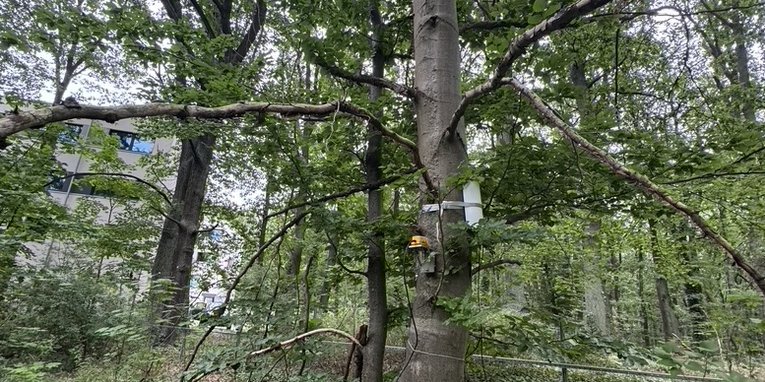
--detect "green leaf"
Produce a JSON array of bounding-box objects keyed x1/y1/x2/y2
[
  {"x1": 532, "y1": 0, "x2": 548, "y2": 13},
  {"x1": 685, "y1": 360, "x2": 704, "y2": 372},
  {"x1": 527, "y1": 13, "x2": 543, "y2": 25}
]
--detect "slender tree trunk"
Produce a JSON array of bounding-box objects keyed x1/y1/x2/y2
[
  {"x1": 400, "y1": 1, "x2": 470, "y2": 381},
  {"x1": 569, "y1": 64, "x2": 610, "y2": 337},
  {"x1": 638, "y1": 249, "x2": 650, "y2": 346},
  {"x1": 362, "y1": 4, "x2": 387, "y2": 380},
  {"x1": 582, "y1": 221, "x2": 610, "y2": 337},
  {"x1": 287, "y1": 69, "x2": 311, "y2": 276},
  {"x1": 257, "y1": 178, "x2": 271, "y2": 264},
  {"x1": 287, "y1": 207, "x2": 306, "y2": 276},
  {"x1": 317, "y1": 239, "x2": 337, "y2": 313},
  {"x1": 649, "y1": 221, "x2": 680, "y2": 341}
]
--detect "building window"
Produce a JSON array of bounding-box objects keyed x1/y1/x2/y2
[
  {"x1": 58, "y1": 123, "x2": 83, "y2": 144},
  {"x1": 69, "y1": 175, "x2": 114, "y2": 197},
  {"x1": 48, "y1": 172, "x2": 73, "y2": 192},
  {"x1": 109, "y1": 130, "x2": 154, "y2": 153},
  {"x1": 69, "y1": 174, "x2": 96, "y2": 195}
]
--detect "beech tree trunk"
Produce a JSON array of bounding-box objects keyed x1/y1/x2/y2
[
  {"x1": 400, "y1": 1, "x2": 470, "y2": 381},
  {"x1": 361, "y1": 3, "x2": 387, "y2": 380},
  {"x1": 152, "y1": 135, "x2": 215, "y2": 344}
]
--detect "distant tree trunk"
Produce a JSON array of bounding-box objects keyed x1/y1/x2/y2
[
  {"x1": 362, "y1": 3, "x2": 387, "y2": 381},
  {"x1": 399, "y1": 1, "x2": 470, "y2": 381},
  {"x1": 583, "y1": 221, "x2": 610, "y2": 337},
  {"x1": 569, "y1": 64, "x2": 610, "y2": 338},
  {"x1": 683, "y1": 262, "x2": 705, "y2": 341},
  {"x1": 317, "y1": 238, "x2": 337, "y2": 313},
  {"x1": 732, "y1": 22, "x2": 755, "y2": 122},
  {"x1": 649, "y1": 221, "x2": 680, "y2": 341},
  {"x1": 287, "y1": 206, "x2": 307, "y2": 276},
  {"x1": 257, "y1": 178, "x2": 271, "y2": 264},
  {"x1": 287, "y1": 67, "x2": 312, "y2": 276},
  {"x1": 637, "y1": 249, "x2": 650, "y2": 346}
]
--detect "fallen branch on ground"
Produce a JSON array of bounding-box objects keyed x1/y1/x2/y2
[{"x1": 249, "y1": 328, "x2": 362, "y2": 357}]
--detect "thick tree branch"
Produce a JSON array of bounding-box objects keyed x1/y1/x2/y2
[
  {"x1": 188, "y1": 0, "x2": 217, "y2": 38},
  {"x1": 0, "y1": 101, "x2": 416, "y2": 151},
  {"x1": 314, "y1": 58, "x2": 415, "y2": 98},
  {"x1": 507, "y1": 77, "x2": 765, "y2": 297},
  {"x1": 0, "y1": 99, "x2": 436, "y2": 195},
  {"x1": 447, "y1": 0, "x2": 613, "y2": 138},
  {"x1": 471, "y1": 259, "x2": 522, "y2": 276},
  {"x1": 229, "y1": 0, "x2": 266, "y2": 64}
]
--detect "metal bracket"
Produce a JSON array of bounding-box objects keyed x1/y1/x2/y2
[{"x1": 421, "y1": 201, "x2": 481, "y2": 213}]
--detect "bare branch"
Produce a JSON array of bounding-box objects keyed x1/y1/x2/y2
[
  {"x1": 471, "y1": 259, "x2": 522, "y2": 276},
  {"x1": 447, "y1": 0, "x2": 613, "y2": 138},
  {"x1": 507, "y1": 77, "x2": 765, "y2": 297},
  {"x1": 249, "y1": 328, "x2": 362, "y2": 357},
  {"x1": 194, "y1": 223, "x2": 219, "y2": 234},
  {"x1": 314, "y1": 58, "x2": 415, "y2": 98},
  {"x1": 229, "y1": 0, "x2": 266, "y2": 64},
  {"x1": 183, "y1": 210, "x2": 310, "y2": 374},
  {"x1": 42, "y1": 171, "x2": 173, "y2": 205},
  {"x1": 661, "y1": 172, "x2": 765, "y2": 185},
  {"x1": 265, "y1": 167, "x2": 418, "y2": 220},
  {"x1": 0, "y1": 101, "x2": 416, "y2": 152},
  {"x1": 185, "y1": 328, "x2": 361, "y2": 381}
]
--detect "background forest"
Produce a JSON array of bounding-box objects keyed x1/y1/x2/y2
[{"x1": 1, "y1": 0, "x2": 765, "y2": 381}]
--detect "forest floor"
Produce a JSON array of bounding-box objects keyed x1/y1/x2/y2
[{"x1": 57, "y1": 341, "x2": 750, "y2": 382}]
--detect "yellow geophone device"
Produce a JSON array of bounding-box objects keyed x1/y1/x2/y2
[
  {"x1": 407, "y1": 234, "x2": 435, "y2": 274},
  {"x1": 406, "y1": 180, "x2": 484, "y2": 276}
]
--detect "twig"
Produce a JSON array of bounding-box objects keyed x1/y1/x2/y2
[
  {"x1": 42, "y1": 171, "x2": 173, "y2": 205},
  {"x1": 265, "y1": 167, "x2": 418, "y2": 220},
  {"x1": 182, "y1": 211, "x2": 311, "y2": 376},
  {"x1": 471, "y1": 259, "x2": 522, "y2": 276}
]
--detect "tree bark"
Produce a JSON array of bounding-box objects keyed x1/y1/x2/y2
[
  {"x1": 637, "y1": 249, "x2": 651, "y2": 346},
  {"x1": 650, "y1": 221, "x2": 680, "y2": 341},
  {"x1": 317, "y1": 238, "x2": 337, "y2": 313},
  {"x1": 151, "y1": 135, "x2": 215, "y2": 345},
  {"x1": 150, "y1": 0, "x2": 266, "y2": 345},
  {"x1": 400, "y1": 1, "x2": 470, "y2": 381},
  {"x1": 362, "y1": 3, "x2": 387, "y2": 381},
  {"x1": 583, "y1": 221, "x2": 610, "y2": 337}
]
